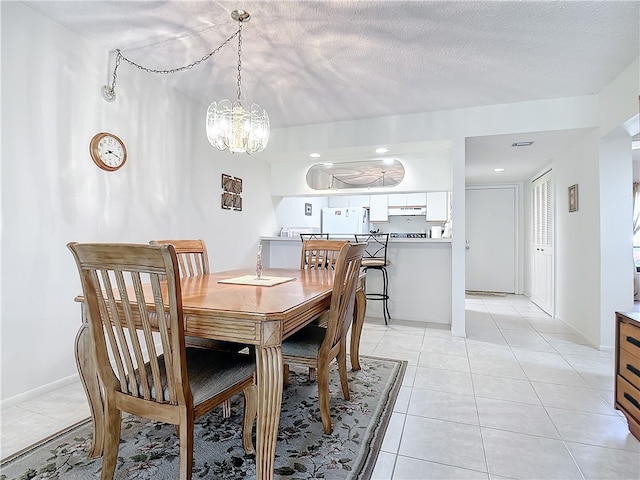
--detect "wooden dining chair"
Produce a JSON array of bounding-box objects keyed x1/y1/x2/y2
[
  {"x1": 149, "y1": 238, "x2": 210, "y2": 277},
  {"x1": 299, "y1": 239, "x2": 351, "y2": 380},
  {"x1": 300, "y1": 238, "x2": 349, "y2": 270},
  {"x1": 68, "y1": 242, "x2": 257, "y2": 480},
  {"x1": 150, "y1": 239, "x2": 250, "y2": 418},
  {"x1": 283, "y1": 242, "x2": 366, "y2": 434}
]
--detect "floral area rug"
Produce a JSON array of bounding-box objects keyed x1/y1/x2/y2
[{"x1": 0, "y1": 356, "x2": 405, "y2": 480}]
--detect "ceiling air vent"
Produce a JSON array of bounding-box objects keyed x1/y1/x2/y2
[{"x1": 511, "y1": 141, "x2": 534, "y2": 147}]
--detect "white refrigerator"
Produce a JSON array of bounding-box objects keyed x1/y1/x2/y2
[{"x1": 321, "y1": 207, "x2": 370, "y2": 234}]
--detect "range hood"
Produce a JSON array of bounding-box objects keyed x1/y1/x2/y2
[{"x1": 387, "y1": 206, "x2": 427, "y2": 216}]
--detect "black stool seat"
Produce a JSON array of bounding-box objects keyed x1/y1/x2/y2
[{"x1": 354, "y1": 233, "x2": 391, "y2": 324}]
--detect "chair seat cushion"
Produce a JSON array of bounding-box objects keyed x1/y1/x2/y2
[
  {"x1": 362, "y1": 258, "x2": 389, "y2": 267},
  {"x1": 136, "y1": 348, "x2": 255, "y2": 405},
  {"x1": 281, "y1": 325, "x2": 327, "y2": 358}
]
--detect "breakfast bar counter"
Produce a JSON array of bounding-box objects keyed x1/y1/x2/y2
[{"x1": 260, "y1": 236, "x2": 452, "y2": 325}]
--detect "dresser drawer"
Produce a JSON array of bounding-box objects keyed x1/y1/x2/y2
[
  {"x1": 619, "y1": 348, "x2": 640, "y2": 389},
  {"x1": 617, "y1": 375, "x2": 640, "y2": 425},
  {"x1": 619, "y1": 321, "x2": 640, "y2": 358}
]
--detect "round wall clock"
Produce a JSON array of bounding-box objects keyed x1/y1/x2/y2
[{"x1": 89, "y1": 132, "x2": 127, "y2": 171}]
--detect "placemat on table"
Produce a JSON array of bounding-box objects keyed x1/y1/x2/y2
[{"x1": 217, "y1": 275, "x2": 296, "y2": 287}]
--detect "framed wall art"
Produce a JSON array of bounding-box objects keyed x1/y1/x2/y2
[{"x1": 221, "y1": 174, "x2": 242, "y2": 211}]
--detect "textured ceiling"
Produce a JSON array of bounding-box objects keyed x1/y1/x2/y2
[{"x1": 23, "y1": 0, "x2": 640, "y2": 182}]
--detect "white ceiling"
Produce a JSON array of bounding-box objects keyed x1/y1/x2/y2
[{"x1": 23, "y1": 0, "x2": 640, "y2": 183}]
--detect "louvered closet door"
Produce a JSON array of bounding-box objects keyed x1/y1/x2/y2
[{"x1": 531, "y1": 170, "x2": 554, "y2": 315}]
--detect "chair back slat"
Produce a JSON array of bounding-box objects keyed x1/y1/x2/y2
[
  {"x1": 92, "y1": 269, "x2": 133, "y2": 395},
  {"x1": 300, "y1": 239, "x2": 349, "y2": 270},
  {"x1": 149, "y1": 239, "x2": 209, "y2": 278},
  {"x1": 321, "y1": 243, "x2": 366, "y2": 352},
  {"x1": 107, "y1": 270, "x2": 142, "y2": 397},
  {"x1": 68, "y1": 242, "x2": 188, "y2": 407},
  {"x1": 133, "y1": 271, "x2": 165, "y2": 401}
]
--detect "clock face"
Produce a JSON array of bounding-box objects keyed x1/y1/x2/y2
[{"x1": 90, "y1": 132, "x2": 127, "y2": 171}]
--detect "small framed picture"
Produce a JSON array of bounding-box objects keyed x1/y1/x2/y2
[
  {"x1": 568, "y1": 184, "x2": 578, "y2": 212},
  {"x1": 305, "y1": 203, "x2": 312, "y2": 216}
]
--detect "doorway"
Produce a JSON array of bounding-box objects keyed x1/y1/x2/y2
[{"x1": 465, "y1": 187, "x2": 517, "y2": 293}]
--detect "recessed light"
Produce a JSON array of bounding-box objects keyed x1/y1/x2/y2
[
  {"x1": 375, "y1": 147, "x2": 389, "y2": 154},
  {"x1": 494, "y1": 168, "x2": 505, "y2": 172},
  {"x1": 310, "y1": 153, "x2": 321, "y2": 158},
  {"x1": 511, "y1": 141, "x2": 534, "y2": 147}
]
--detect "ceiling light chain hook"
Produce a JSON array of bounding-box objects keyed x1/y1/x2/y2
[
  {"x1": 101, "y1": 29, "x2": 241, "y2": 102},
  {"x1": 236, "y1": 20, "x2": 243, "y2": 101}
]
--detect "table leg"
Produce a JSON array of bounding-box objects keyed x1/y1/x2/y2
[
  {"x1": 255, "y1": 344, "x2": 283, "y2": 480},
  {"x1": 74, "y1": 318, "x2": 104, "y2": 458},
  {"x1": 351, "y1": 288, "x2": 366, "y2": 371}
]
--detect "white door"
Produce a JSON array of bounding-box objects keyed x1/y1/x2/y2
[
  {"x1": 466, "y1": 187, "x2": 516, "y2": 293},
  {"x1": 531, "y1": 171, "x2": 554, "y2": 314}
]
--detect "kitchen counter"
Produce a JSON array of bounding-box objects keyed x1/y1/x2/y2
[
  {"x1": 260, "y1": 236, "x2": 452, "y2": 325},
  {"x1": 260, "y1": 236, "x2": 451, "y2": 243}
]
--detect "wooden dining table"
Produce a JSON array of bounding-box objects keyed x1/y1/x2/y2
[{"x1": 74, "y1": 266, "x2": 366, "y2": 480}]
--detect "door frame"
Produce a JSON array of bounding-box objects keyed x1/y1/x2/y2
[{"x1": 466, "y1": 183, "x2": 523, "y2": 294}]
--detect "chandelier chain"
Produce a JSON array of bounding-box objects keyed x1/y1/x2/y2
[
  {"x1": 236, "y1": 21, "x2": 243, "y2": 101},
  {"x1": 105, "y1": 29, "x2": 240, "y2": 96}
]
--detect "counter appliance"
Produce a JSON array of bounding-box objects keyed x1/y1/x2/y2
[
  {"x1": 390, "y1": 232, "x2": 427, "y2": 238},
  {"x1": 321, "y1": 207, "x2": 369, "y2": 234}
]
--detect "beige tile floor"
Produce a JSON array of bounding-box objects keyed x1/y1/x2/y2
[{"x1": 2, "y1": 294, "x2": 639, "y2": 479}]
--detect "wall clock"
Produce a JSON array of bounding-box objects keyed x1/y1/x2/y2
[{"x1": 89, "y1": 132, "x2": 127, "y2": 171}]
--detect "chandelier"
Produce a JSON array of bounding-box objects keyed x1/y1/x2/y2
[
  {"x1": 100, "y1": 9, "x2": 268, "y2": 154},
  {"x1": 206, "y1": 10, "x2": 270, "y2": 154}
]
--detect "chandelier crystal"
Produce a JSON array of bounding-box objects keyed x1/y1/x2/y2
[{"x1": 206, "y1": 10, "x2": 269, "y2": 154}]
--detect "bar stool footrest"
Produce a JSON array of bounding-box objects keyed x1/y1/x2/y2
[{"x1": 366, "y1": 293, "x2": 389, "y2": 301}]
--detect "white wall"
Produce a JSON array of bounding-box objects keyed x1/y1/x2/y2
[
  {"x1": 599, "y1": 135, "x2": 635, "y2": 348},
  {"x1": 272, "y1": 196, "x2": 328, "y2": 235},
  {"x1": 1, "y1": 3, "x2": 277, "y2": 401},
  {"x1": 554, "y1": 131, "x2": 602, "y2": 345}
]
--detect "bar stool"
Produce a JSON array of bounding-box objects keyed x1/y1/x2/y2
[
  {"x1": 354, "y1": 233, "x2": 391, "y2": 324},
  {"x1": 299, "y1": 233, "x2": 330, "y2": 242}
]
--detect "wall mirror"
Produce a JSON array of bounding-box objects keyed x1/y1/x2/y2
[{"x1": 306, "y1": 159, "x2": 405, "y2": 190}]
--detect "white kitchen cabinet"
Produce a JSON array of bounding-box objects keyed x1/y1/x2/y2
[
  {"x1": 426, "y1": 192, "x2": 449, "y2": 222},
  {"x1": 387, "y1": 194, "x2": 406, "y2": 207},
  {"x1": 406, "y1": 192, "x2": 427, "y2": 206},
  {"x1": 369, "y1": 195, "x2": 389, "y2": 222},
  {"x1": 388, "y1": 193, "x2": 427, "y2": 207}
]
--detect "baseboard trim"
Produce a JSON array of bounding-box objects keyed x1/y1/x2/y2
[{"x1": 1, "y1": 373, "x2": 81, "y2": 409}]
